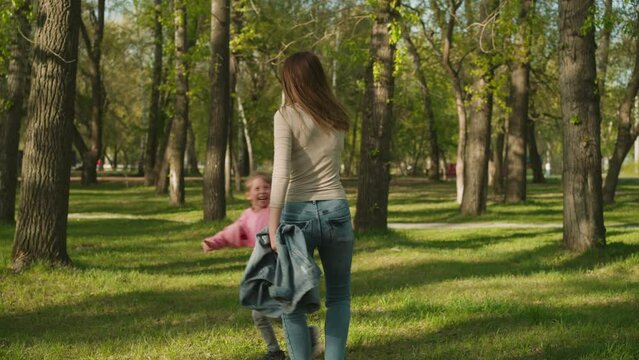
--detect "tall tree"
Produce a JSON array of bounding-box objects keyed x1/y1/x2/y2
[
  {"x1": 154, "y1": 116, "x2": 172, "y2": 194},
  {"x1": 0, "y1": 0, "x2": 30, "y2": 223},
  {"x1": 504, "y1": 0, "x2": 533, "y2": 202},
  {"x1": 354, "y1": 0, "x2": 400, "y2": 231},
  {"x1": 489, "y1": 121, "x2": 505, "y2": 195},
  {"x1": 236, "y1": 91, "x2": 254, "y2": 174},
  {"x1": 527, "y1": 118, "x2": 545, "y2": 183},
  {"x1": 596, "y1": 0, "x2": 613, "y2": 97},
  {"x1": 166, "y1": 0, "x2": 189, "y2": 205},
  {"x1": 559, "y1": 0, "x2": 606, "y2": 251},
  {"x1": 185, "y1": 122, "x2": 201, "y2": 175},
  {"x1": 144, "y1": 0, "x2": 164, "y2": 186},
  {"x1": 78, "y1": 0, "x2": 105, "y2": 185},
  {"x1": 403, "y1": 31, "x2": 440, "y2": 181},
  {"x1": 460, "y1": 0, "x2": 499, "y2": 215},
  {"x1": 423, "y1": 0, "x2": 467, "y2": 202},
  {"x1": 602, "y1": 18, "x2": 639, "y2": 204},
  {"x1": 203, "y1": 0, "x2": 230, "y2": 221},
  {"x1": 11, "y1": 0, "x2": 80, "y2": 269}
]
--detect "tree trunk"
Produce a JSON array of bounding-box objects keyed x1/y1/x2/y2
[
  {"x1": 112, "y1": 148, "x2": 119, "y2": 170},
  {"x1": 461, "y1": 74, "x2": 493, "y2": 215},
  {"x1": 225, "y1": 130, "x2": 232, "y2": 198},
  {"x1": 460, "y1": 0, "x2": 497, "y2": 216},
  {"x1": 226, "y1": 54, "x2": 238, "y2": 198},
  {"x1": 597, "y1": 0, "x2": 613, "y2": 97},
  {"x1": 559, "y1": 0, "x2": 606, "y2": 251},
  {"x1": 203, "y1": 0, "x2": 230, "y2": 221},
  {"x1": 0, "y1": 0, "x2": 31, "y2": 224},
  {"x1": 354, "y1": 0, "x2": 400, "y2": 232},
  {"x1": 431, "y1": 0, "x2": 467, "y2": 203},
  {"x1": 489, "y1": 124, "x2": 505, "y2": 195},
  {"x1": 346, "y1": 92, "x2": 366, "y2": 177},
  {"x1": 403, "y1": 32, "x2": 440, "y2": 181},
  {"x1": 602, "y1": 26, "x2": 639, "y2": 204},
  {"x1": 79, "y1": 0, "x2": 105, "y2": 186},
  {"x1": 505, "y1": 0, "x2": 532, "y2": 202},
  {"x1": 186, "y1": 122, "x2": 201, "y2": 175},
  {"x1": 166, "y1": 0, "x2": 189, "y2": 206},
  {"x1": 136, "y1": 137, "x2": 145, "y2": 176},
  {"x1": 344, "y1": 110, "x2": 359, "y2": 177},
  {"x1": 144, "y1": 0, "x2": 164, "y2": 186},
  {"x1": 11, "y1": 0, "x2": 80, "y2": 270},
  {"x1": 453, "y1": 80, "x2": 467, "y2": 204},
  {"x1": 236, "y1": 92, "x2": 253, "y2": 175},
  {"x1": 154, "y1": 109, "x2": 172, "y2": 193},
  {"x1": 528, "y1": 118, "x2": 545, "y2": 183}
]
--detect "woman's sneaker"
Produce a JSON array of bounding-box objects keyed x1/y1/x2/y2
[
  {"x1": 257, "y1": 350, "x2": 285, "y2": 360},
  {"x1": 309, "y1": 325, "x2": 323, "y2": 358}
]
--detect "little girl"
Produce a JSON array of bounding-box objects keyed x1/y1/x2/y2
[
  {"x1": 201, "y1": 174, "x2": 320, "y2": 360},
  {"x1": 202, "y1": 173, "x2": 270, "y2": 252}
]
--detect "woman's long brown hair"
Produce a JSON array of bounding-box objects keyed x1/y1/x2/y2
[{"x1": 281, "y1": 51, "x2": 349, "y2": 132}]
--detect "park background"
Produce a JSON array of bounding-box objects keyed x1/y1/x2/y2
[{"x1": 1, "y1": 0, "x2": 639, "y2": 359}]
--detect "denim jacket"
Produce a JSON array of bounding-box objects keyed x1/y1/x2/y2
[{"x1": 239, "y1": 224, "x2": 321, "y2": 317}]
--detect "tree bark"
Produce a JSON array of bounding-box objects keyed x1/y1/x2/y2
[
  {"x1": 0, "y1": 0, "x2": 31, "y2": 223},
  {"x1": 203, "y1": 0, "x2": 230, "y2": 221},
  {"x1": 226, "y1": 54, "x2": 238, "y2": 198},
  {"x1": 12, "y1": 0, "x2": 80, "y2": 269},
  {"x1": 602, "y1": 25, "x2": 639, "y2": 204},
  {"x1": 428, "y1": 0, "x2": 466, "y2": 202},
  {"x1": 236, "y1": 92, "x2": 253, "y2": 174},
  {"x1": 185, "y1": 122, "x2": 200, "y2": 175},
  {"x1": 403, "y1": 31, "x2": 440, "y2": 181},
  {"x1": 559, "y1": 0, "x2": 606, "y2": 251},
  {"x1": 528, "y1": 118, "x2": 545, "y2": 183},
  {"x1": 504, "y1": 0, "x2": 531, "y2": 202},
  {"x1": 144, "y1": 0, "x2": 164, "y2": 185},
  {"x1": 78, "y1": 0, "x2": 105, "y2": 186},
  {"x1": 596, "y1": 0, "x2": 613, "y2": 97},
  {"x1": 166, "y1": 0, "x2": 189, "y2": 206},
  {"x1": 354, "y1": 0, "x2": 400, "y2": 232},
  {"x1": 460, "y1": 0, "x2": 497, "y2": 215},
  {"x1": 489, "y1": 123, "x2": 505, "y2": 195}
]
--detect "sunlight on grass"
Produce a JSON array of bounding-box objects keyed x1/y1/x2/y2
[{"x1": 1, "y1": 178, "x2": 638, "y2": 359}]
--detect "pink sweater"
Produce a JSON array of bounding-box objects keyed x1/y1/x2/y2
[{"x1": 203, "y1": 207, "x2": 269, "y2": 250}]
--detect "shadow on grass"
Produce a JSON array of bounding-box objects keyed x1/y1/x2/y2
[
  {"x1": 68, "y1": 218, "x2": 197, "y2": 239},
  {"x1": 66, "y1": 218, "x2": 252, "y2": 275},
  {"x1": 352, "y1": 229, "x2": 639, "y2": 297},
  {"x1": 0, "y1": 283, "x2": 249, "y2": 346},
  {"x1": 348, "y1": 300, "x2": 639, "y2": 359},
  {"x1": 131, "y1": 254, "x2": 249, "y2": 276}
]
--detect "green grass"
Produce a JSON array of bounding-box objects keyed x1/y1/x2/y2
[{"x1": 1, "y1": 178, "x2": 638, "y2": 359}]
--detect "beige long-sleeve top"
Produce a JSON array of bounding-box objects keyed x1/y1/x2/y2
[{"x1": 270, "y1": 105, "x2": 347, "y2": 208}]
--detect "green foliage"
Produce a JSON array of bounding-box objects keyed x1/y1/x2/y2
[
  {"x1": 388, "y1": 20, "x2": 402, "y2": 45},
  {"x1": 570, "y1": 115, "x2": 582, "y2": 126},
  {"x1": 580, "y1": 3, "x2": 598, "y2": 37},
  {"x1": 0, "y1": 2, "x2": 11, "y2": 71}
]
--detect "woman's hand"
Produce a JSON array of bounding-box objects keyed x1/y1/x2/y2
[
  {"x1": 268, "y1": 207, "x2": 283, "y2": 252},
  {"x1": 268, "y1": 228, "x2": 277, "y2": 252}
]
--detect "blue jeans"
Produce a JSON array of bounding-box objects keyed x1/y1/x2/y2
[{"x1": 280, "y1": 199, "x2": 354, "y2": 360}]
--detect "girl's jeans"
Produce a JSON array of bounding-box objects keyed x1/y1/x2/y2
[{"x1": 280, "y1": 199, "x2": 354, "y2": 360}]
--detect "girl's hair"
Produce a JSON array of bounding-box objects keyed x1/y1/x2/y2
[
  {"x1": 281, "y1": 51, "x2": 349, "y2": 132},
  {"x1": 245, "y1": 173, "x2": 270, "y2": 191}
]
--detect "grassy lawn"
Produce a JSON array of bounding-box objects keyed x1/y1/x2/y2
[{"x1": 1, "y1": 178, "x2": 638, "y2": 359}]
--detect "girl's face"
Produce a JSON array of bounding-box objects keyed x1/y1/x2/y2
[{"x1": 247, "y1": 177, "x2": 271, "y2": 211}]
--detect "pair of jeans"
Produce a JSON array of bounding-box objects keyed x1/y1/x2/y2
[{"x1": 280, "y1": 199, "x2": 354, "y2": 360}]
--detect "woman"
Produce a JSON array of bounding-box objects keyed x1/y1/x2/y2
[{"x1": 268, "y1": 51, "x2": 354, "y2": 360}]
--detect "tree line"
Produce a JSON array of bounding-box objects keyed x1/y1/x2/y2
[{"x1": 1, "y1": 0, "x2": 637, "y2": 269}]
